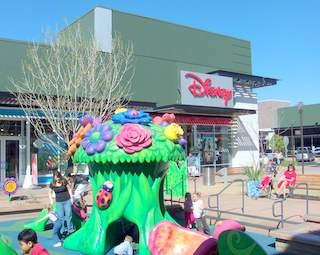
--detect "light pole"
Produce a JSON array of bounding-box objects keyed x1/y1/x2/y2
[{"x1": 298, "y1": 102, "x2": 304, "y2": 174}]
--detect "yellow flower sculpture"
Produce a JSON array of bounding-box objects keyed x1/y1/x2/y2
[
  {"x1": 115, "y1": 108, "x2": 128, "y2": 114},
  {"x1": 164, "y1": 123, "x2": 184, "y2": 142}
]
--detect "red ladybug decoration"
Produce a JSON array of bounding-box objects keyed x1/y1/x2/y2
[{"x1": 96, "y1": 189, "x2": 112, "y2": 210}]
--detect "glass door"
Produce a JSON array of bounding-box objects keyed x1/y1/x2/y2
[{"x1": 0, "y1": 138, "x2": 22, "y2": 182}]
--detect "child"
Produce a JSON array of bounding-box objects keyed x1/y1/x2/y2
[
  {"x1": 35, "y1": 205, "x2": 62, "y2": 247},
  {"x1": 18, "y1": 229, "x2": 49, "y2": 255},
  {"x1": 72, "y1": 200, "x2": 88, "y2": 221},
  {"x1": 113, "y1": 235, "x2": 133, "y2": 255},
  {"x1": 192, "y1": 193, "x2": 210, "y2": 235},
  {"x1": 184, "y1": 192, "x2": 194, "y2": 229}
]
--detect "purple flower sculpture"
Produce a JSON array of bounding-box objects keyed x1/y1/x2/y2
[
  {"x1": 82, "y1": 123, "x2": 113, "y2": 155},
  {"x1": 112, "y1": 109, "x2": 152, "y2": 125},
  {"x1": 80, "y1": 115, "x2": 94, "y2": 127}
]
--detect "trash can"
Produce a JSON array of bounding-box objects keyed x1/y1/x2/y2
[{"x1": 203, "y1": 167, "x2": 216, "y2": 186}]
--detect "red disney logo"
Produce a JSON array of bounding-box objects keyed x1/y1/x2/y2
[{"x1": 185, "y1": 72, "x2": 233, "y2": 106}]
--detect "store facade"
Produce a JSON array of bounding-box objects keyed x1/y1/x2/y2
[{"x1": 0, "y1": 7, "x2": 277, "y2": 184}]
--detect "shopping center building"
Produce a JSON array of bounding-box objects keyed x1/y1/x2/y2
[
  {"x1": 0, "y1": 7, "x2": 277, "y2": 184},
  {"x1": 275, "y1": 103, "x2": 320, "y2": 154}
]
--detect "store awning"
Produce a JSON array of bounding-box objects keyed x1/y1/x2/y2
[
  {"x1": 153, "y1": 104, "x2": 255, "y2": 117},
  {"x1": 0, "y1": 108, "x2": 80, "y2": 120},
  {"x1": 208, "y1": 70, "x2": 278, "y2": 88},
  {"x1": 173, "y1": 114, "x2": 233, "y2": 125},
  {"x1": 0, "y1": 108, "x2": 36, "y2": 119}
]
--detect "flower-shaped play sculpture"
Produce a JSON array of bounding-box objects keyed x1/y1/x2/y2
[
  {"x1": 116, "y1": 124, "x2": 152, "y2": 153},
  {"x1": 112, "y1": 109, "x2": 152, "y2": 125},
  {"x1": 164, "y1": 123, "x2": 184, "y2": 142},
  {"x1": 63, "y1": 109, "x2": 186, "y2": 255},
  {"x1": 82, "y1": 123, "x2": 113, "y2": 155}
]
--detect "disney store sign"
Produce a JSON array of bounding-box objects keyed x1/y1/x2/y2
[{"x1": 180, "y1": 71, "x2": 234, "y2": 108}]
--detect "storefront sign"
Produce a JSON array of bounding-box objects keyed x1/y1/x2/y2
[
  {"x1": 31, "y1": 154, "x2": 38, "y2": 185},
  {"x1": 180, "y1": 71, "x2": 234, "y2": 108}
]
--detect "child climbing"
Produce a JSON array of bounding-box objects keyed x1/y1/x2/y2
[
  {"x1": 184, "y1": 192, "x2": 194, "y2": 229},
  {"x1": 113, "y1": 235, "x2": 133, "y2": 255},
  {"x1": 17, "y1": 229, "x2": 49, "y2": 255},
  {"x1": 193, "y1": 193, "x2": 210, "y2": 235},
  {"x1": 34, "y1": 205, "x2": 63, "y2": 247}
]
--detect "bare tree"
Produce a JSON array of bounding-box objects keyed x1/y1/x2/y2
[{"x1": 11, "y1": 26, "x2": 134, "y2": 155}]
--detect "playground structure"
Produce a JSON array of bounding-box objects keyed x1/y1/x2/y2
[
  {"x1": 64, "y1": 110, "x2": 186, "y2": 254},
  {"x1": 14, "y1": 109, "x2": 275, "y2": 255}
]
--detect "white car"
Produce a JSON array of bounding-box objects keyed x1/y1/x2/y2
[
  {"x1": 313, "y1": 148, "x2": 320, "y2": 156},
  {"x1": 296, "y1": 148, "x2": 315, "y2": 162}
]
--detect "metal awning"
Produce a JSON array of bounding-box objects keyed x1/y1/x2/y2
[
  {"x1": 153, "y1": 104, "x2": 255, "y2": 117},
  {"x1": 208, "y1": 70, "x2": 278, "y2": 88},
  {"x1": 0, "y1": 108, "x2": 33, "y2": 119},
  {"x1": 150, "y1": 113, "x2": 233, "y2": 125},
  {"x1": 0, "y1": 108, "x2": 80, "y2": 120}
]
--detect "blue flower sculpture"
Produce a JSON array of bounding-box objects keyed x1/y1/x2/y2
[
  {"x1": 82, "y1": 123, "x2": 113, "y2": 155},
  {"x1": 112, "y1": 109, "x2": 152, "y2": 125}
]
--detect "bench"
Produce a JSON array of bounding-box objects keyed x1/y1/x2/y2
[
  {"x1": 296, "y1": 174, "x2": 320, "y2": 190},
  {"x1": 227, "y1": 167, "x2": 244, "y2": 175}
]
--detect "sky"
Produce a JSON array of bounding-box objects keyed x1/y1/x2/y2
[{"x1": 0, "y1": 0, "x2": 319, "y2": 106}]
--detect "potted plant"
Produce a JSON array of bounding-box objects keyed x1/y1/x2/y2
[{"x1": 244, "y1": 165, "x2": 264, "y2": 198}]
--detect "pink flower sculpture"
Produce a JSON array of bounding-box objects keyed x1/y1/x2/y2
[{"x1": 116, "y1": 124, "x2": 152, "y2": 154}]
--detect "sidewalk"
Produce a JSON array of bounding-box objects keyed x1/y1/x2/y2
[{"x1": 0, "y1": 186, "x2": 93, "y2": 215}]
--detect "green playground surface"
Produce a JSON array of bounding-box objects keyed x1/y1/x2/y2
[
  {"x1": 0, "y1": 218, "x2": 80, "y2": 255},
  {"x1": 0, "y1": 217, "x2": 280, "y2": 255}
]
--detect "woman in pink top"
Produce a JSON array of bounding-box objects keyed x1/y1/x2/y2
[{"x1": 276, "y1": 164, "x2": 297, "y2": 198}]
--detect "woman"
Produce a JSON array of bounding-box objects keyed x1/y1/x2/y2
[
  {"x1": 276, "y1": 164, "x2": 297, "y2": 198},
  {"x1": 49, "y1": 171, "x2": 74, "y2": 237}
]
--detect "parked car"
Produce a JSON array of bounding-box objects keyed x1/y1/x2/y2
[
  {"x1": 313, "y1": 147, "x2": 320, "y2": 156},
  {"x1": 295, "y1": 148, "x2": 315, "y2": 162}
]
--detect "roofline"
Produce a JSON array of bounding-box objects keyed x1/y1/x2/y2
[
  {"x1": 58, "y1": 9, "x2": 95, "y2": 36},
  {"x1": 0, "y1": 37, "x2": 49, "y2": 47},
  {"x1": 88, "y1": 6, "x2": 251, "y2": 44},
  {"x1": 258, "y1": 99, "x2": 291, "y2": 103}
]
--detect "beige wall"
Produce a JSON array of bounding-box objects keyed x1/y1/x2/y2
[{"x1": 258, "y1": 101, "x2": 290, "y2": 129}]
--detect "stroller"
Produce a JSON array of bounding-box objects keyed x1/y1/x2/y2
[
  {"x1": 258, "y1": 175, "x2": 273, "y2": 198},
  {"x1": 258, "y1": 163, "x2": 278, "y2": 198}
]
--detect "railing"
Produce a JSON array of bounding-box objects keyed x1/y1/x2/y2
[
  {"x1": 189, "y1": 163, "x2": 231, "y2": 192},
  {"x1": 207, "y1": 179, "x2": 245, "y2": 221},
  {"x1": 272, "y1": 182, "x2": 309, "y2": 228},
  {"x1": 272, "y1": 199, "x2": 285, "y2": 228},
  {"x1": 163, "y1": 176, "x2": 185, "y2": 207},
  {"x1": 292, "y1": 182, "x2": 309, "y2": 214}
]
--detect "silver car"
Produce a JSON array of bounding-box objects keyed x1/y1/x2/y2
[{"x1": 296, "y1": 148, "x2": 315, "y2": 162}]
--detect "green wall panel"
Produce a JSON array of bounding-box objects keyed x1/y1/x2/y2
[
  {"x1": 112, "y1": 11, "x2": 251, "y2": 74},
  {"x1": 0, "y1": 39, "x2": 31, "y2": 92},
  {"x1": 58, "y1": 10, "x2": 95, "y2": 42},
  {"x1": 278, "y1": 104, "x2": 320, "y2": 128},
  {"x1": 112, "y1": 10, "x2": 252, "y2": 105}
]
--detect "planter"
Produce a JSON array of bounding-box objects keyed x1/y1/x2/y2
[{"x1": 247, "y1": 180, "x2": 260, "y2": 198}]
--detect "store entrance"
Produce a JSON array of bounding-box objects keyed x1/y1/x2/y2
[{"x1": 0, "y1": 137, "x2": 22, "y2": 182}]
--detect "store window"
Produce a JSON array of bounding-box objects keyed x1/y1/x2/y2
[
  {"x1": 30, "y1": 125, "x2": 69, "y2": 176},
  {"x1": 195, "y1": 125, "x2": 232, "y2": 168}
]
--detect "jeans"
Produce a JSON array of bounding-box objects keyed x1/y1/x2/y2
[
  {"x1": 56, "y1": 199, "x2": 74, "y2": 234},
  {"x1": 52, "y1": 219, "x2": 62, "y2": 243},
  {"x1": 195, "y1": 217, "x2": 210, "y2": 235}
]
